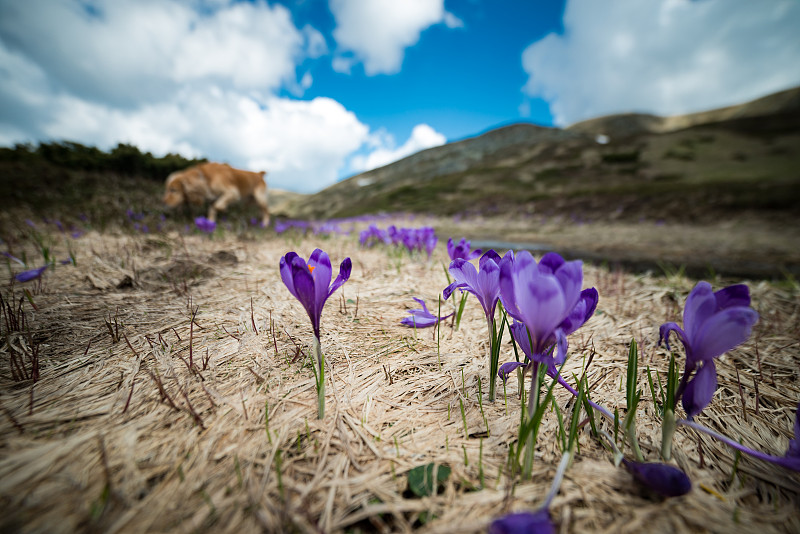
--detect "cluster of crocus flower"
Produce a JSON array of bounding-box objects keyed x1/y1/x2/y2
[
  {"x1": 446, "y1": 237, "x2": 481, "y2": 261},
  {"x1": 358, "y1": 224, "x2": 387, "y2": 247},
  {"x1": 280, "y1": 249, "x2": 351, "y2": 419},
  {"x1": 274, "y1": 219, "x2": 310, "y2": 235},
  {"x1": 194, "y1": 216, "x2": 217, "y2": 234},
  {"x1": 359, "y1": 224, "x2": 438, "y2": 258}
]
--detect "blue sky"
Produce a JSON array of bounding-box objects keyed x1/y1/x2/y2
[
  {"x1": 1, "y1": 0, "x2": 799, "y2": 193},
  {"x1": 282, "y1": 0, "x2": 563, "y2": 139}
]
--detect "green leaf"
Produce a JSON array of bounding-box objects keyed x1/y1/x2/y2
[{"x1": 407, "y1": 463, "x2": 451, "y2": 497}]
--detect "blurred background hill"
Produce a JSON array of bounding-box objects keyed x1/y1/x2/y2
[{"x1": 281, "y1": 86, "x2": 800, "y2": 224}]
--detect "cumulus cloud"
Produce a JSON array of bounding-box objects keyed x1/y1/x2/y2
[
  {"x1": 522, "y1": 0, "x2": 800, "y2": 126},
  {"x1": 0, "y1": 0, "x2": 306, "y2": 106},
  {"x1": 330, "y1": 0, "x2": 455, "y2": 75},
  {"x1": 349, "y1": 124, "x2": 446, "y2": 173},
  {"x1": 14, "y1": 81, "x2": 370, "y2": 193}
]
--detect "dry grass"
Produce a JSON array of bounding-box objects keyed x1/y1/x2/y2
[{"x1": 1, "y1": 223, "x2": 799, "y2": 533}]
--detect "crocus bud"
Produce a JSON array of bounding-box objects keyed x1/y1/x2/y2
[{"x1": 622, "y1": 459, "x2": 691, "y2": 497}]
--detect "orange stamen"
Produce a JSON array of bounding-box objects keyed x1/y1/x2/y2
[{"x1": 309, "y1": 265, "x2": 316, "y2": 274}]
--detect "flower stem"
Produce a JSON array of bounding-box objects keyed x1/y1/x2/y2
[
  {"x1": 487, "y1": 318, "x2": 497, "y2": 402},
  {"x1": 661, "y1": 408, "x2": 676, "y2": 461},
  {"x1": 523, "y1": 363, "x2": 541, "y2": 479},
  {"x1": 677, "y1": 418, "x2": 794, "y2": 470},
  {"x1": 313, "y1": 336, "x2": 325, "y2": 419},
  {"x1": 555, "y1": 373, "x2": 614, "y2": 421}
]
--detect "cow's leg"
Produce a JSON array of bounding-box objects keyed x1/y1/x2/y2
[
  {"x1": 253, "y1": 183, "x2": 270, "y2": 227},
  {"x1": 208, "y1": 190, "x2": 240, "y2": 222}
]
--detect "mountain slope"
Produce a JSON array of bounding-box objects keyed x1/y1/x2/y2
[{"x1": 282, "y1": 87, "x2": 800, "y2": 222}]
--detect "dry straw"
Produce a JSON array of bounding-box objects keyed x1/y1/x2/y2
[{"x1": 0, "y1": 225, "x2": 798, "y2": 533}]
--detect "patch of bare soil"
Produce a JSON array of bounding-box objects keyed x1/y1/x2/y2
[
  {"x1": 437, "y1": 212, "x2": 800, "y2": 280},
  {"x1": 1, "y1": 226, "x2": 799, "y2": 533}
]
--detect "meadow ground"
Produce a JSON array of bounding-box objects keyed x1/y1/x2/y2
[{"x1": 0, "y1": 216, "x2": 799, "y2": 533}]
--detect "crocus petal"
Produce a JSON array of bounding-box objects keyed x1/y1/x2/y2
[
  {"x1": 290, "y1": 257, "x2": 316, "y2": 305},
  {"x1": 622, "y1": 460, "x2": 692, "y2": 497},
  {"x1": 658, "y1": 322, "x2": 687, "y2": 353},
  {"x1": 308, "y1": 249, "x2": 333, "y2": 308},
  {"x1": 516, "y1": 275, "x2": 566, "y2": 346},
  {"x1": 448, "y1": 259, "x2": 479, "y2": 292},
  {"x1": 509, "y1": 321, "x2": 533, "y2": 361},
  {"x1": 558, "y1": 287, "x2": 598, "y2": 336},
  {"x1": 682, "y1": 359, "x2": 717, "y2": 419},
  {"x1": 400, "y1": 297, "x2": 451, "y2": 328},
  {"x1": 412, "y1": 297, "x2": 430, "y2": 314},
  {"x1": 499, "y1": 252, "x2": 522, "y2": 321},
  {"x1": 478, "y1": 249, "x2": 502, "y2": 269},
  {"x1": 690, "y1": 307, "x2": 759, "y2": 362},
  {"x1": 14, "y1": 265, "x2": 47, "y2": 283},
  {"x1": 475, "y1": 259, "x2": 501, "y2": 317},
  {"x1": 400, "y1": 314, "x2": 438, "y2": 328},
  {"x1": 498, "y1": 361, "x2": 527, "y2": 382},
  {"x1": 442, "y1": 280, "x2": 460, "y2": 301},
  {"x1": 327, "y1": 257, "x2": 352, "y2": 298},
  {"x1": 554, "y1": 329, "x2": 568, "y2": 366},
  {"x1": 554, "y1": 259, "x2": 583, "y2": 319},
  {"x1": 537, "y1": 251, "x2": 565, "y2": 275},
  {"x1": 714, "y1": 284, "x2": 751, "y2": 310},
  {"x1": 683, "y1": 281, "x2": 717, "y2": 342},
  {"x1": 279, "y1": 252, "x2": 300, "y2": 299},
  {"x1": 489, "y1": 510, "x2": 554, "y2": 534}
]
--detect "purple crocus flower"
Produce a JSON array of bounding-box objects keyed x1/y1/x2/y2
[
  {"x1": 280, "y1": 249, "x2": 351, "y2": 419},
  {"x1": 622, "y1": 459, "x2": 692, "y2": 497},
  {"x1": 489, "y1": 510, "x2": 554, "y2": 534},
  {"x1": 499, "y1": 251, "x2": 598, "y2": 375},
  {"x1": 443, "y1": 250, "x2": 509, "y2": 322},
  {"x1": 659, "y1": 281, "x2": 759, "y2": 418},
  {"x1": 194, "y1": 216, "x2": 217, "y2": 234},
  {"x1": 401, "y1": 297, "x2": 453, "y2": 328},
  {"x1": 447, "y1": 237, "x2": 481, "y2": 261},
  {"x1": 15, "y1": 265, "x2": 48, "y2": 283},
  {"x1": 280, "y1": 249, "x2": 351, "y2": 341}
]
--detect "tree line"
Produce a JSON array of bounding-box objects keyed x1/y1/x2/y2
[{"x1": 0, "y1": 141, "x2": 206, "y2": 181}]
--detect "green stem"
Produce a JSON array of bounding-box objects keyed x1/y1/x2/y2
[
  {"x1": 523, "y1": 362, "x2": 541, "y2": 479},
  {"x1": 661, "y1": 408, "x2": 676, "y2": 461},
  {"x1": 313, "y1": 336, "x2": 325, "y2": 419}
]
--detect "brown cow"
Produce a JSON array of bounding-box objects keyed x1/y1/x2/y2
[{"x1": 163, "y1": 162, "x2": 270, "y2": 226}]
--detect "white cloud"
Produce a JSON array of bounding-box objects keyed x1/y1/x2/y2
[
  {"x1": 27, "y1": 85, "x2": 370, "y2": 193},
  {"x1": 330, "y1": 0, "x2": 452, "y2": 75},
  {"x1": 522, "y1": 0, "x2": 800, "y2": 126},
  {"x1": 349, "y1": 123, "x2": 446, "y2": 173},
  {"x1": 0, "y1": 0, "x2": 306, "y2": 106}
]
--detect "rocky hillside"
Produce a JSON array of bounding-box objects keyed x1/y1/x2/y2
[{"x1": 281, "y1": 87, "x2": 800, "y2": 223}]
